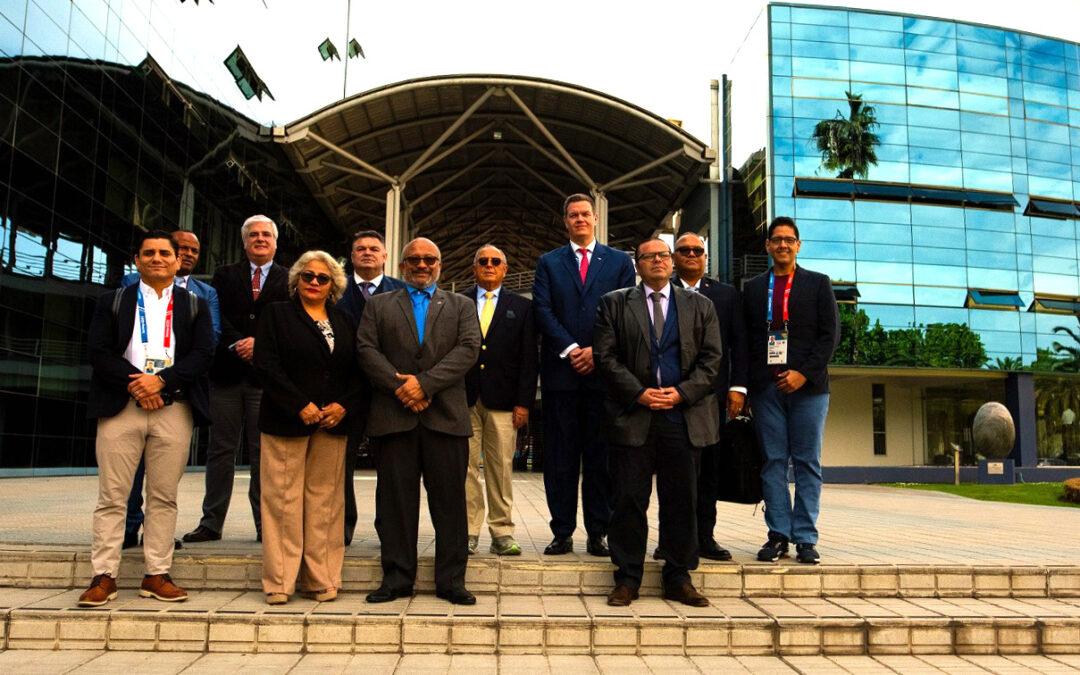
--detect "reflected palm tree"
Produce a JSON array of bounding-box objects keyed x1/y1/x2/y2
[
  {"x1": 1051, "y1": 325, "x2": 1080, "y2": 372},
  {"x1": 811, "y1": 91, "x2": 880, "y2": 179}
]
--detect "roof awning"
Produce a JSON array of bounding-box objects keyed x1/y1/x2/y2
[
  {"x1": 966, "y1": 289, "x2": 1024, "y2": 309},
  {"x1": 1030, "y1": 295, "x2": 1080, "y2": 314}
]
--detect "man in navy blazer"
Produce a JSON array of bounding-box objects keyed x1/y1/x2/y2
[
  {"x1": 335, "y1": 229, "x2": 405, "y2": 545},
  {"x1": 532, "y1": 193, "x2": 635, "y2": 556},
  {"x1": 670, "y1": 232, "x2": 749, "y2": 562},
  {"x1": 78, "y1": 230, "x2": 214, "y2": 607},
  {"x1": 743, "y1": 217, "x2": 839, "y2": 565},
  {"x1": 120, "y1": 230, "x2": 219, "y2": 549}
]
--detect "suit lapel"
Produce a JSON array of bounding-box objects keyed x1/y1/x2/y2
[
  {"x1": 424, "y1": 288, "x2": 447, "y2": 345},
  {"x1": 673, "y1": 288, "x2": 695, "y2": 370},
  {"x1": 583, "y1": 244, "x2": 609, "y2": 295},
  {"x1": 118, "y1": 286, "x2": 138, "y2": 348},
  {"x1": 627, "y1": 285, "x2": 651, "y2": 346},
  {"x1": 394, "y1": 289, "x2": 421, "y2": 346},
  {"x1": 560, "y1": 245, "x2": 584, "y2": 293},
  {"x1": 294, "y1": 300, "x2": 331, "y2": 357},
  {"x1": 487, "y1": 289, "x2": 510, "y2": 335}
]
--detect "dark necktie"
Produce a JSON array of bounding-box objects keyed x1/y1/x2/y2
[
  {"x1": 650, "y1": 291, "x2": 664, "y2": 341},
  {"x1": 251, "y1": 266, "x2": 261, "y2": 301},
  {"x1": 361, "y1": 282, "x2": 374, "y2": 298}
]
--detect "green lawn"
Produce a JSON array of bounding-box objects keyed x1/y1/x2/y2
[{"x1": 883, "y1": 482, "x2": 1080, "y2": 508}]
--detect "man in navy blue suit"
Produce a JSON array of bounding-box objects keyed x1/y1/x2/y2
[
  {"x1": 336, "y1": 229, "x2": 405, "y2": 545},
  {"x1": 119, "y1": 230, "x2": 220, "y2": 550},
  {"x1": 532, "y1": 193, "x2": 635, "y2": 556}
]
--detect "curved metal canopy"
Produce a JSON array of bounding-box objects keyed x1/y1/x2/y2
[{"x1": 271, "y1": 74, "x2": 712, "y2": 283}]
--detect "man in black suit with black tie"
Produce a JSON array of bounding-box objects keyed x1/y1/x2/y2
[
  {"x1": 461, "y1": 244, "x2": 538, "y2": 556},
  {"x1": 669, "y1": 232, "x2": 749, "y2": 561},
  {"x1": 335, "y1": 229, "x2": 405, "y2": 545},
  {"x1": 184, "y1": 215, "x2": 289, "y2": 544}
]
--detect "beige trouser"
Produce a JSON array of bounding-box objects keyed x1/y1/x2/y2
[
  {"x1": 92, "y1": 400, "x2": 193, "y2": 577},
  {"x1": 260, "y1": 431, "x2": 346, "y2": 595},
  {"x1": 466, "y1": 400, "x2": 516, "y2": 539}
]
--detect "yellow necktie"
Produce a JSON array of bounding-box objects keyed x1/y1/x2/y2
[{"x1": 480, "y1": 291, "x2": 494, "y2": 337}]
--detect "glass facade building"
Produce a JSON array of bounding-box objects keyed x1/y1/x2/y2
[{"x1": 732, "y1": 3, "x2": 1080, "y2": 365}]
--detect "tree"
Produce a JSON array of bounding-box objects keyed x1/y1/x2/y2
[
  {"x1": 990, "y1": 356, "x2": 1026, "y2": 371},
  {"x1": 1051, "y1": 325, "x2": 1080, "y2": 372},
  {"x1": 922, "y1": 323, "x2": 988, "y2": 368},
  {"x1": 811, "y1": 91, "x2": 881, "y2": 179},
  {"x1": 830, "y1": 304, "x2": 988, "y2": 368},
  {"x1": 1030, "y1": 347, "x2": 1066, "y2": 372}
]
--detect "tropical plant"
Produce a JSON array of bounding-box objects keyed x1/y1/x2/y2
[
  {"x1": 990, "y1": 356, "x2": 1027, "y2": 371},
  {"x1": 811, "y1": 91, "x2": 881, "y2": 179},
  {"x1": 1051, "y1": 325, "x2": 1080, "y2": 372},
  {"x1": 830, "y1": 303, "x2": 988, "y2": 368}
]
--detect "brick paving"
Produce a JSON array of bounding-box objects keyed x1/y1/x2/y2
[{"x1": 0, "y1": 472, "x2": 1078, "y2": 566}]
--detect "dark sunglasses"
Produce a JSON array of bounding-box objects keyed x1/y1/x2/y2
[
  {"x1": 403, "y1": 255, "x2": 440, "y2": 266},
  {"x1": 675, "y1": 246, "x2": 706, "y2": 257},
  {"x1": 476, "y1": 257, "x2": 503, "y2": 267},
  {"x1": 300, "y1": 271, "x2": 332, "y2": 286}
]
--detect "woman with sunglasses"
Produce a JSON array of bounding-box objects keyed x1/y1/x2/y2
[{"x1": 253, "y1": 250, "x2": 363, "y2": 604}]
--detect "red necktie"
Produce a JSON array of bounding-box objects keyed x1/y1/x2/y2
[
  {"x1": 578, "y1": 248, "x2": 589, "y2": 283},
  {"x1": 252, "y1": 266, "x2": 261, "y2": 301}
]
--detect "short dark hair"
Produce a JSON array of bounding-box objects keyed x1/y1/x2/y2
[
  {"x1": 350, "y1": 229, "x2": 385, "y2": 247},
  {"x1": 767, "y1": 216, "x2": 799, "y2": 240},
  {"x1": 635, "y1": 237, "x2": 670, "y2": 259},
  {"x1": 563, "y1": 193, "x2": 595, "y2": 217},
  {"x1": 134, "y1": 230, "x2": 178, "y2": 257}
]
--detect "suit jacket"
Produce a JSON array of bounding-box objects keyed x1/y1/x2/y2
[
  {"x1": 336, "y1": 274, "x2": 407, "y2": 325},
  {"x1": 593, "y1": 284, "x2": 723, "y2": 448},
  {"x1": 532, "y1": 242, "x2": 635, "y2": 391},
  {"x1": 356, "y1": 286, "x2": 481, "y2": 437},
  {"x1": 460, "y1": 286, "x2": 538, "y2": 411},
  {"x1": 210, "y1": 259, "x2": 289, "y2": 386},
  {"x1": 86, "y1": 284, "x2": 215, "y2": 426},
  {"x1": 672, "y1": 276, "x2": 748, "y2": 397},
  {"x1": 121, "y1": 272, "x2": 221, "y2": 343},
  {"x1": 742, "y1": 265, "x2": 840, "y2": 396},
  {"x1": 253, "y1": 298, "x2": 366, "y2": 437}
]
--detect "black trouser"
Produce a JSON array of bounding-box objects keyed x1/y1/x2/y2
[
  {"x1": 344, "y1": 433, "x2": 361, "y2": 544},
  {"x1": 696, "y1": 439, "x2": 722, "y2": 542},
  {"x1": 199, "y1": 380, "x2": 262, "y2": 535},
  {"x1": 372, "y1": 426, "x2": 468, "y2": 592},
  {"x1": 541, "y1": 389, "x2": 610, "y2": 538},
  {"x1": 609, "y1": 414, "x2": 700, "y2": 591}
]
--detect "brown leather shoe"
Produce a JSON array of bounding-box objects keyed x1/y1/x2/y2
[
  {"x1": 77, "y1": 574, "x2": 117, "y2": 607},
  {"x1": 663, "y1": 581, "x2": 709, "y2": 607},
  {"x1": 139, "y1": 574, "x2": 188, "y2": 602},
  {"x1": 606, "y1": 584, "x2": 639, "y2": 607}
]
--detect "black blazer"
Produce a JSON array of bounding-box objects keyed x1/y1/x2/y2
[
  {"x1": 742, "y1": 265, "x2": 840, "y2": 396},
  {"x1": 210, "y1": 259, "x2": 289, "y2": 386},
  {"x1": 336, "y1": 274, "x2": 407, "y2": 325},
  {"x1": 86, "y1": 285, "x2": 214, "y2": 426},
  {"x1": 253, "y1": 298, "x2": 366, "y2": 437},
  {"x1": 672, "y1": 276, "x2": 748, "y2": 396},
  {"x1": 460, "y1": 287, "x2": 538, "y2": 412}
]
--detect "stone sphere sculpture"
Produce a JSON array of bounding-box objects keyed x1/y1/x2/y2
[{"x1": 972, "y1": 402, "x2": 1015, "y2": 459}]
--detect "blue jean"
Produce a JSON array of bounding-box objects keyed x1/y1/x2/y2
[{"x1": 753, "y1": 385, "x2": 829, "y2": 545}]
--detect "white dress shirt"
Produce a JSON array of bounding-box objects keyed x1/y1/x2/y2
[
  {"x1": 123, "y1": 281, "x2": 176, "y2": 372},
  {"x1": 353, "y1": 272, "x2": 384, "y2": 290}
]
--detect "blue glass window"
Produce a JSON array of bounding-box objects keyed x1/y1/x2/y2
[
  {"x1": 969, "y1": 267, "x2": 1019, "y2": 289},
  {"x1": 848, "y1": 12, "x2": 903, "y2": 31},
  {"x1": 959, "y1": 92, "x2": 1008, "y2": 115},
  {"x1": 857, "y1": 222, "x2": 912, "y2": 245},
  {"x1": 854, "y1": 200, "x2": 911, "y2": 224},
  {"x1": 791, "y1": 39, "x2": 848, "y2": 60},
  {"x1": 794, "y1": 198, "x2": 853, "y2": 221},
  {"x1": 849, "y1": 29, "x2": 903, "y2": 49},
  {"x1": 1024, "y1": 81, "x2": 1068, "y2": 107},
  {"x1": 908, "y1": 106, "x2": 960, "y2": 129},
  {"x1": 791, "y1": 23, "x2": 847, "y2": 43},
  {"x1": 915, "y1": 304, "x2": 968, "y2": 322},
  {"x1": 798, "y1": 257, "x2": 856, "y2": 280},
  {"x1": 849, "y1": 44, "x2": 906, "y2": 66},
  {"x1": 857, "y1": 243, "x2": 913, "y2": 263},
  {"x1": 790, "y1": 7, "x2": 847, "y2": 27},
  {"x1": 799, "y1": 219, "x2": 855, "y2": 242},
  {"x1": 966, "y1": 230, "x2": 1016, "y2": 253},
  {"x1": 1028, "y1": 176, "x2": 1074, "y2": 200},
  {"x1": 791, "y1": 56, "x2": 848, "y2": 79},
  {"x1": 905, "y1": 66, "x2": 959, "y2": 90},
  {"x1": 1033, "y1": 256, "x2": 1079, "y2": 276},
  {"x1": 959, "y1": 72, "x2": 1008, "y2": 97},
  {"x1": 857, "y1": 283, "x2": 914, "y2": 304},
  {"x1": 904, "y1": 18, "x2": 955, "y2": 39},
  {"x1": 1033, "y1": 271, "x2": 1079, "y2": 295},
  {"x1": 960, "y1": 132, "x2": 1011, "y2": 156},
  {"x1": 862, "y1": 303, "x2": 915, "y2": 328},
  {"x1": 911, "y1": 165, "x2": 963, "y2": 186},
  {"x1": 772, "y1": 21, "x2": 791, "y2": 39},
  {"x1": 956, "y1": 24, "x2": 1005, "y2": 46},
  {"x1": 910, "y1": 146, "x2": 961, "y2": 167},
  {"x1": 907, "y1": 87, "x2": 959, "y2": 109},
  {"x1": 964, "y1": 152, "x2": 1012, "y2": 173},
  {"x1": 914, "y1": 246, "x2": 964, "y2": 265},
  {"x1": 805, "y1": 241, "x2": 856, "y2": 260},
  {"x1": 1026, "y1": 140, "x2": 1070, "y2": 164},
  {"x1": 772, "y1": 54, "x2": 792, "y2": 76},
  {"x1": 960, "y1": 112, "x2": 1010, "y2": 136},
  {"x1": 850, "y1": 61, "x2": 905, "y2": 85},
  {"x1": 907, "y1": 127, "x2": 961, "y2": 150},
  {"x1": 914, "y1": 263, "x2": 968, "y2": 285},
  {"x1": 23, "y1": 2, "x2": 68, "y2": 56},
  {"x1": 0, "y1": 16, "x2": 23, "y2": 57}
]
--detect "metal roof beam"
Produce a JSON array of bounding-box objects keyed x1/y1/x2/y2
[
  {"x1": 609, "y1": 199, "x2": 657, "y2": 213},
  {"x1": 503, "y1": 173, "x2": 561, "y2": 219},
  {"x1": 503, "y1": 122, "x2": 580, "y2": 183},
  {"x1": 598, "y1": 148, "x2": 686, "y2": 192},
  {"x1": 412, "y1": 175, "x2": 498, "y2": 229},
  {"x1": 319, "y1": 160, "x2": 388, "y2": 184},
  {"x1": 605, "y1": 175, "x2": 669, "y2": 192},
  {"x1": 410, "y1": 150, "x2": 495, "y2": 207},
  {"x1": 306, "y1": 131, "x2": 397, "y2": 186},
  {"x1": 333, "y1": 186, "x2": 386, "y2": 205},
  {"x1": 421, "y1": 196, "x2": 498, "y2": 240},
  {"x1": 400, "y1": 86, "x2": 497, "y2": 182},
  {"x1": 409, "y1": 120, "x2": 497, "y2": 181},
  {"x1": 503, "y1": 86, "x2": 595, "y2": 189},
  {"x1": 505, "y1": 152, "x2": 566, "y2": 199}
]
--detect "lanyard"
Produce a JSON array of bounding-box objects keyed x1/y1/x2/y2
[
  {"x1": 766, "y1": 270, "x2": 792, "y2": 329},
  {"x1": 137, "y1": 288, "x2": 173, "y2": 351}
]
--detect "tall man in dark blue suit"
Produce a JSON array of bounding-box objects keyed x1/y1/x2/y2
[
  {"x1": 532, "y1": 193, "x2": 635, "y2": 556},
  {"x1": 670, "y1": 232, "x2": 748, "y2": 561},
  {"x1": 335, "y1": 229, "x2": 405, "y2": 545}
]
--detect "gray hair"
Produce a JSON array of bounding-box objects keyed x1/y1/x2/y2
[
  {"x1": 473, "y1": 243, "x2": 507, "y2": 265},
  {"x1": 241, "y1": 214, "x2": 278, "y2": 241},
  {"x1": 288, "y1": 250, "x2": 347, "y2": 303}
]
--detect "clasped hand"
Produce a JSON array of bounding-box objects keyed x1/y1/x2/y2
[
  {"x1": 299, "y1": 402, "x2": 346, "y2": 428},
  {"x1": 128, "y1": 373, "x2": 165, "y2": 410},
  {"x1": 395, "y1": 373, "x2": 430, "y2": 413},
  {"x1": 637, "y1": 386, "x2": 682, "y2": 410},
  {"x1": 568, "y1": 346, "x2": 594, "y2": 375}
]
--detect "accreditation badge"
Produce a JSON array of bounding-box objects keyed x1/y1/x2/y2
[
  {"x1": 144, "y1": 357, "x2": 171, "y2": 374},
  {"x1": 766, "y1": 331, "x2": 789, "y2": 366}
]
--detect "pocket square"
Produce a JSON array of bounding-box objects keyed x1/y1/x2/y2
[{"x1": 506, "y1": 310, "x2": 516, "y2": 319}]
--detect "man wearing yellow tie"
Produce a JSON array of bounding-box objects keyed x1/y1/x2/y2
[{"x1": 462, "y1": 244, "x2": 538, "y2": 555}]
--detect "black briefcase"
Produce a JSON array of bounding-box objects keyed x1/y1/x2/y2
[{"x1": 716, "y1": 415, "x2": 764, "y2": 505}]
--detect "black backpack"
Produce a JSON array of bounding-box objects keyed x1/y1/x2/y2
[{"x1": 716, "y1": 415, "x2": 765, "y2": 505}]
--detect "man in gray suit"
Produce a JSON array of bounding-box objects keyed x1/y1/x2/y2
[
  {"x1": 593, "y1": 238, "x2": 723, "y2": 608},
  {"x1": 356, "y1": 237, "x2": 481, "y2": 605}
]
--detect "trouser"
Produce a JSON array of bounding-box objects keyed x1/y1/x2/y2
[
  {"x1": 92, "y1": 400, "x2": 192, "y2": 577},
  {"x1": 344, "y1": 433, "x2": 361, "y2": 544},
  {"x1": 608, "y1": 414, "x2": 700, "y2": 590},
  {"x1": 260, "y1": 431, "x2": 346, "y2": 595},
  {"x1": 199, "y1": 380, "x2": 262, "y2": 535},
  {"x1": 541, "y1": 389, "x2": 610, "y2": 538},
  {"x1": 373, "y1": 427, "x2": 468, "y2": 592},
  {"x1": 466, "y1": 400, "x2": 517, "y2": 539},
  {"x1": 696, "y1": 439, "x2": 722, "y2": 542},
  {"x1": 125, "y1": 459, "x2": 146, "y2": 535},
  {"x1": 753, "y1": 385, "x2": 830, "y2": 545}
]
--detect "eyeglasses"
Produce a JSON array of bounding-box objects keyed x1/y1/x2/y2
[
  {"x1": 476, "y1": 257, "x2": 503, "y2": 267},
  {"x1": 675, "y1": 246, "x2": 705, "y2": 257},
  {"x1": 300, "y1": 271, "x2": 332, "y2": 286},
  {"x1": 768, "y1": 236, "x2": 798, "y2": 246},
  {"x1": 637, "y1": 251, "x2": 672, "y2": 262},
  {"x1": 403, "y1": 255, "x2": 440, "y2": 266}
]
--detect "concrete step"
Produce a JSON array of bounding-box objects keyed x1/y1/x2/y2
[
  {"x1": 3, "y1": 548, "x2": 1080, "y2": 599},
  {"x1": 4, "y1": 588, "x2": 1080, "y2": 656}
]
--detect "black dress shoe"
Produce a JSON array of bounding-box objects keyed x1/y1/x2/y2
[
  {"x1": 699, "y1": 538, "x2": 733, "y2": 561},
  {"x1": 586, "y1": 534, "x2": 610, "y2": 557},
  {"x1": 181, "y1": 526, "x2": 221, "y2": 543},
  {"x1": 122, "y1": 531, "x2": 139, "y2": 550},
  {"x1": 543, "y1": 536, "x2": 573, "y2": 555},
  {"x1": 366, "y1": 585, "x2": 414, "y2": 603},
  {"x1": 256, "y1": 532, "x2": 262, "y2": 543},
  {"x1": 653, "y1": 547, "x2": 665, "y2": 561},
  {"x1": 435, "y1": 587, "x2": 476, "y2": 605}
]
